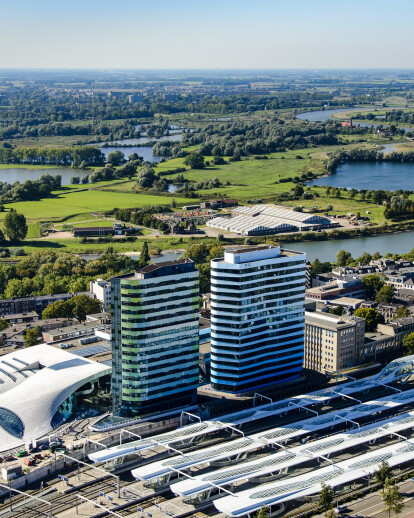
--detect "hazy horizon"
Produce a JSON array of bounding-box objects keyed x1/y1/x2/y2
[{"x1": 2, "y1": 0, "x2": 414, "y2": 69}]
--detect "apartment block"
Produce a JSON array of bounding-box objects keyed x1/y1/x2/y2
[{"x1": 304, "y1": 311, "x2": 365, "y2": 374}]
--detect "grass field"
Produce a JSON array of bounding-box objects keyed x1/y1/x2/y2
[
  {"x1": 0, "y1": 190, "x2": 189, "y2": 225},
  {"x1": 154, "y1": 148, "x2": 329, "y2": 200},
  {"x1": 18, "y1": 235, "x2": 216, "y2": 255},
  {"x1": 331, "y1": 106, "x2": 414, "y2": 121}
]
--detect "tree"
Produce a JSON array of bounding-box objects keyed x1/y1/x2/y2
[
  {"x1": 170, "y1": 197, "x2": 176, "y2": 208},
  {"x1": 183, "y1": 244, "x2": 209, "y2": 264},
  {"x1": 294, "y1": 185, "x2": 304, "y2": 197},
  {"x1": 136, "y1": 165, "x2": 157, "y2": 188},
  {"x1": 403, "y1": 332, "x2": 414, "y2": 354},
  {"x1": 395, "y1": 306, "x2": 410, "y2": 319},
  {"x1": 310, "y1": 258, "x2": 332, "y2": 275},
  {"x1": 72, "y1": 295, "x2": 102, "y2": 322},
  {"x1": 374, "y1": 460, "x2": 393, "y2": 486},
  {"x1": 362, "y1": 274, "x2": 386, "y2": 300},
  {"x1": 198, "y1": 263, "x2": 211, "y2": 294},
  {"x1": 24, "y1": 325, "x2": 42, "y2": 347},
  {"x1": 0, "y1": 318, "x2": 9, "y2": 331},
  {"x1": 325, "y1": 509, "x2": 337, "y2": 518},
  {"x1": 329, "y1": 305, "x2": 344, "y2": 316},
  {"x1": 326, "y1": 204, "x2": 333, "y2": 212},
  {"x1": 254, "y1": 507, "x2": 268, "y2": 518},
  {"x1": 319, "y1": 482, "x2": 335, "y2": 512},
  {"x1": 376, "y1": 285, "x2": 394, "y2": 304},
  {"x1": 357, "y1": 252, "x2": 372, "y2": 265},
  {"x1": 354, "y1": 307, "x2": 383, "y2": 331},
  {"x1": 3, "y1": 210, "x2": 28, "y2": 242},
  {"x1": 336, "y1": 249, "x2": 352, "y2": 266},
  {"x1": 381, "y1": 478, "x2": 404, "y2": 518},
  {"x1": 184, "y1": 152, "x2": 205, "y2": 169},
  {"x1": 42, "y1": 295, "x2": 102, "y2": 322},
  {"x1": 139, "y1": 241, "x2": 150, "y2": 267},
  {"x1": 106, "y1": 150, "x2": 125, "y2": 167}
]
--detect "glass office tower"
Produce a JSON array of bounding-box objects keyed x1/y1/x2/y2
[
  {"x1": 111, "y1": 259, "x2": 199, "y2": 415},
  {"x1": 210, "y1": 246, "x2": 306, "y2": 393}
]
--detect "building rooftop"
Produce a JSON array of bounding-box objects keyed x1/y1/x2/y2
[
  {"x1": 305, "y1": 310, "x2": 364, "y2": 329},
  {"x1": 114, "y1": 259, "x2": 196, "y2": 281},
  {"x1": 227, "y1": 245, "x2": 278, "y2": 255}
]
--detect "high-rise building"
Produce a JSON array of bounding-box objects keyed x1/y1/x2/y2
[
  {"x1": 111, "y1": 259, "x2": 199, "y2": 416},
  {"x1": 210, "y1": 246, "x2": 306, "y2": 393},
  {"x1": 304, "y1": 310, "x2": 365, "y2": 373}
]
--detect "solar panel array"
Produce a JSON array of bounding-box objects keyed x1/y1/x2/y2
[{"x1": 72, "y1": 344, "x2": 111, "y2": 357}]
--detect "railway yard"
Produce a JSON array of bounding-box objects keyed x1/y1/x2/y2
[{"x1": 1, "y1": 356, "x2": 414, "y2": 517}]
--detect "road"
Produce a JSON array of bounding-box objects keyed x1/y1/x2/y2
[{"x1": 314, "y1": 478, "x2": 414, "y2": 518}]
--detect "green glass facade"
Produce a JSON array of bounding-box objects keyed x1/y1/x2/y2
[{"x1": 111, "y1": 260, "x2": 199, "y2": 416}]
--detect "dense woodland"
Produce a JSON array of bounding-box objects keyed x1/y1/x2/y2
[
  {"x1": 0, "y1": 249, "x2": 135, "y2": 299},
  {"x1": 0, "y1": 144, "x2": 105, "y2": 166},
  {"x1": 182, "y1": 118, "x2": 340, "y2": 157}
]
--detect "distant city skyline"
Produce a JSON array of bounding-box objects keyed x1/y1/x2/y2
[{"x1": 2, "y1": 0, "x2": 414, "y2": 69}]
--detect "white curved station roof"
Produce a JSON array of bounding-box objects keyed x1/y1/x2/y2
[
  {"x1": 171, "y1": 411, "x2": 414, "y2": 498},
  {"x1": 90, "y1": 355, "x2": 414, "y2": 465},
  {"x1": 233, "y1": 205, "x2": 332, "y2": 225},
  {"x1": 132, "y1": 389, "x2": 414, "y2": 483},
  {"x1": 215, "y1": 437, "x2": 414, "y2": 517},
  {"x1": 0, "y1": 344, "x2": 110, "y2": 452}
]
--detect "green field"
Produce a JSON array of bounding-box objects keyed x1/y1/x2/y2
[{"x1": 0, "y1": 190, "x2": 188, "y2": 224}]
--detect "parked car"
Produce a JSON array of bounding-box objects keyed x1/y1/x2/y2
[{"x1": 16, "y1": 450, "x2": 28, "y2": 458}]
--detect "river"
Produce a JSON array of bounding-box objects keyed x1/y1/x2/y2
[
  {"x1": 285, "y1": 231, "x2": 414, "y2": 262},
  {"x1": 0, "y1": 131, "x2": 183, "y2": 185},
  {"x1": 307, "y1": 160, "x2": 414, "y2": 191},
  {"x1": 0, "y1": 167, "x2": 89, "y2": 185}
]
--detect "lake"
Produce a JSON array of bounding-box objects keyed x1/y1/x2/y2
[
  {"x1": 168, "y1": 184, "x2": 182, "y2": 193},
  {"x1": 297, "y1": 107, "x2": 413, "y2": 132},
  {"x1": 285, "y1": 231, "x2": 414, "y2": 263},
  {"x1": 296, "y1": 108, "x2": 358, "y2": 122},
  {"x1": 100, "y1": 132, "x2": 183, "y2": 163},
  {"x1": 0, "y1": 167, "x2": 89, "y2": 186},
  {"x1": 307, "y1": 161, "x2": 414, "y2": 191}
]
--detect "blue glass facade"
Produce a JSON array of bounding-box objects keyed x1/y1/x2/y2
[{"x1": 210, "y1": 246, "x2": 306, "y2": 393}]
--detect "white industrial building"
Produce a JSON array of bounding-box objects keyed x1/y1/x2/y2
[{"x1": 207, "y1": 204, "x2": 338, "y2": 236}]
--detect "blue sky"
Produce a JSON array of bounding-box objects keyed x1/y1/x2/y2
[{"x1": 1, "y1": 0, "x2": 414, "y2": 69}]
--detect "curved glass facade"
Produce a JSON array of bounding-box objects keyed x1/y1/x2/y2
[{"x1": 0, "y1": 407, "x2": 24, "y2": 438}]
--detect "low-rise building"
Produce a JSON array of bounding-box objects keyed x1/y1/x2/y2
[
  {"x1": 305, "y1": 279, "x2": 365, "y2": 301},
  {"x1": 361, "y1": 331, "x2": 396, "y2": 361},
  {"x1": 304, "y1": 311, "x2": 365, "y2": 374},
  {"x1": 377, "y1": 317, "x2": 414, "y2": 348},
  {"x1": 0, "y1": 292, "x2": 91, "y2": 317},
  {"x1": 73, "y1": 223, "x2": 134, "y2": 238},
  {"x1": 42, "y1": 321, "x2": 108, "y2": 344},
  {"x1": 1, "y1": 312, "x2": 39, "y2": 325},
  {"x1": 377, "y1": 302, "x2": 401, "y2": 323},
  {"x1": 90, "y1": 279, "x2": 111, "y2": 311}
]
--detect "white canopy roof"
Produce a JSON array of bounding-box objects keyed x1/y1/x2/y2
[
  {"x1": 171, "y1": 410, "x2": 414, "y2": 497},
  {"x1": 90, "y1": 355, "x2": 414, "y2": 465},
  {"x1": 131, "y1": 389, "x2": 414, "y2": 483},
  {"x1": 0, "y1": 343, "x2": 110, "y2": 452},
  {"x1": 215, "y1": 436, "x2": 414, "y2": 516}
]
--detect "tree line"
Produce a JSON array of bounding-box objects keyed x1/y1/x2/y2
[{"x1": 0, "y1": 144, "x2": 105, "y2": 167}]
